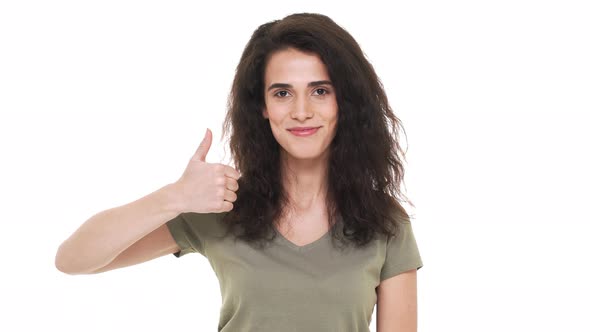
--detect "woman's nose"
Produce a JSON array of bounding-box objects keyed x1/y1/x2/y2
[{"x1": 291, "y1": 96, "x2": 313, "y2": 120}]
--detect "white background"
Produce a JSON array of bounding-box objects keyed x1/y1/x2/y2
[{"x1": 1, "y1": 1, "x2": 589, "y2": 331}]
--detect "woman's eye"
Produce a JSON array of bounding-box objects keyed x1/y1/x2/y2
[
  {"x1": 274, "y1": 89, "x2": 329, "y2": 98},
  {"x1": 314, "y1": 88, "x2": 328, "y2": 96}
]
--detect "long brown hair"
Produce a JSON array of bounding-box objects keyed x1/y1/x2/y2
[{"x1": 220, "y1": 12, "x2": 413, "y2": 250}]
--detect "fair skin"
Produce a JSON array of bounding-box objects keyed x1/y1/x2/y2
[
  {"x1": 377, "y1": 270, "x2": 418, "y2": 332},
  {"x1": 263, "y1": 47, "x2": 417, "y2": 332},
  {"x1": 263, "y1": 47, "x2": 338, "y2": 242}
]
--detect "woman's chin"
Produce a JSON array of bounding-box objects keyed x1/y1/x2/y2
[{"x1": 281, "y1": 147, "x2": 328, "y2": 161}]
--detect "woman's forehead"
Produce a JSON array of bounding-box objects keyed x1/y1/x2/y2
[{"x1": 264, "y1": 48, "x2": 330, "y2": 87}]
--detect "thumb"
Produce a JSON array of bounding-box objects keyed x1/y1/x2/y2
[{"x1": 193, "y1": 128, "x2": 212, "y2": 162}]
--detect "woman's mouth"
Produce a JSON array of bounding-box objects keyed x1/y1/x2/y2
[{"x1": 287, "y1": 127, "x2": 320, "y2": 137}]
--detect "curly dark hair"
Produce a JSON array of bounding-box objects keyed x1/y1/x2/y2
[{"x1": 219, "y1": 12, "x2": 413, "y2": 250}]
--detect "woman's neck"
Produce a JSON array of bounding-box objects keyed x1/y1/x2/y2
[{"x1": 280, "y1": 149, "x2": 329, "y2": 213}]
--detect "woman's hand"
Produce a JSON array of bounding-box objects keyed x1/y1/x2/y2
[{"x1": 171, "y1": 128, "x2": 241, "y2": 214}]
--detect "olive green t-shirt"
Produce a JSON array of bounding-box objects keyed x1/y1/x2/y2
[{"x1": 165, "y1": 212, "x2": 423, "y2": 332}]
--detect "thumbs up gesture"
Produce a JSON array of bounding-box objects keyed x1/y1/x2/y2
[{"x1": 172, "y1": 128, "x2": 241, "y2": 213}]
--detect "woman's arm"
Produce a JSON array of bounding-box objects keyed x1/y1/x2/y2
[
  {"x1": 376, "y1": 269, "x2": 418, "y2": 332},
  {"x1": 54, "y1": 183, "x2": 183, "y2": 275}
]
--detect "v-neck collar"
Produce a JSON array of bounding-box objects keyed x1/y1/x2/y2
[{"x1": 272, "y1": 223, "x2": 336, "y2": 252}]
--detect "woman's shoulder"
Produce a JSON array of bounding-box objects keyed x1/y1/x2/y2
[
  {"x1": 181, "y1": 211, "x2": 227, "y2": 222},
  {"x1": 180, "y1": 211, "x2": 229, "y2": 234}
]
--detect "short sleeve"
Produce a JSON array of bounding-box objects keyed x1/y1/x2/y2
[
  {"x1": 165, "y1": 212, "x2": 204, "y2": 258},
  {"x1": 380, "y1": 221, "x2": 424, "y2": 282}
]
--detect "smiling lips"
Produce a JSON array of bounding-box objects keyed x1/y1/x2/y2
[{"x1": 287, "y1": 126, "x2": 320, "y2": 137}]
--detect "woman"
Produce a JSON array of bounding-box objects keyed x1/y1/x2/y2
[{"x1": 55, "y1": 12, "x2": 423, "y2": 332}]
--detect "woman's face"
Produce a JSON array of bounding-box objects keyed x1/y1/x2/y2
[{"x1": 263, "y1": 47, "x2": 338, "y2": 162}]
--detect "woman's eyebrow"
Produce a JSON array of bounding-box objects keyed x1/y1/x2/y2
[{"x1": 267, "y1": 80, "x2": 333, "y2": 91}]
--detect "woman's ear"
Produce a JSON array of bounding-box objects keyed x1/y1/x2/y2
[{"x1": 262, "y1": 108, "x2": 268, "y2": 119}]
